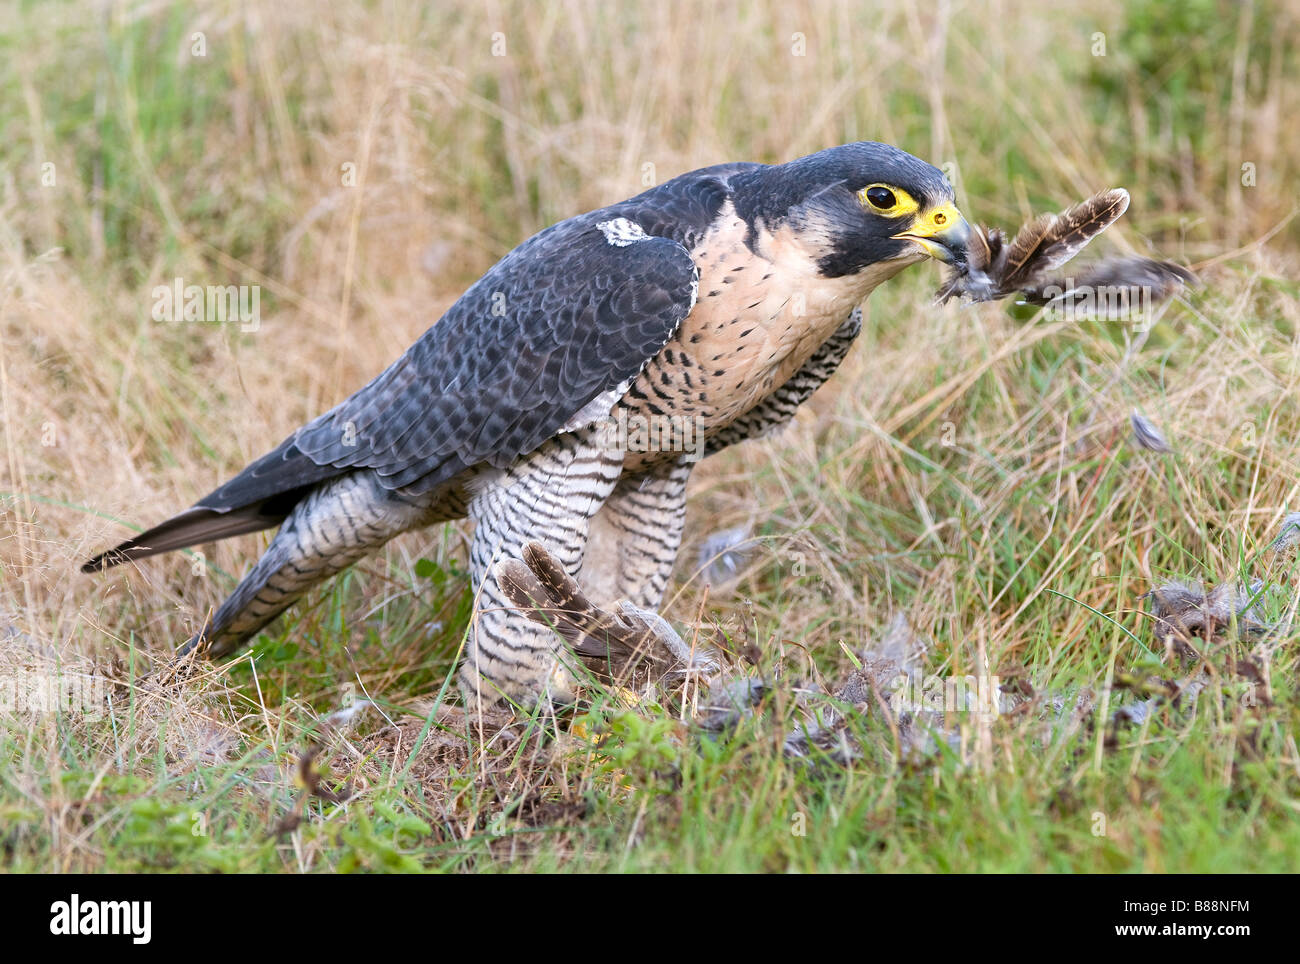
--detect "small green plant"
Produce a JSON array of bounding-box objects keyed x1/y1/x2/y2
[{"x1": 334, "y1": 796, "x2": 433, "y2": 873}]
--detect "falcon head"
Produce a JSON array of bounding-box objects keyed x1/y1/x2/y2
[{"x1": 734, "y1": 141, "x2": 971, "y2": 279}]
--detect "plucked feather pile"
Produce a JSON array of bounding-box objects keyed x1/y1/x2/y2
[{"x1": 497, "y1": 543, "x2": 1290, "y2": 768}]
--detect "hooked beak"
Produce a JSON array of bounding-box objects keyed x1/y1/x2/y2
[{"x1": 892, "y1": 202, "x2": 971, "y2": 265}]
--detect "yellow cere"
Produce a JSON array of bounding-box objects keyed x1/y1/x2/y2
[{"x1": 905, "y1": 200, "x2": 964, "y2": 239}]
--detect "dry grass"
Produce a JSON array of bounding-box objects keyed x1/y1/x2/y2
[{"x1": 1, "y1": 0, "x2": 1299, "y2": 871}]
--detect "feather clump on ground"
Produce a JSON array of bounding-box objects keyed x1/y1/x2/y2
[
  {"x1": 937, "y1": 188, "x2": 1195, "y2": 312},
  {"x1": 498, "y1": 545, "x2": 1018, "y2": 766},
  {"x1": 1124, "y1": 511, "x2": 1300, "y2": 724},
  {"x1": 498, "y1": 542, "x2": 1293, "y2": 771},
  {"x1": 1145, "y1": 579, "x2": 1271, "y2": 650}
]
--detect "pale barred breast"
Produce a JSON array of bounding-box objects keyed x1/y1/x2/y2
[{"x1": 616, "y1": 204, "x2": 898, "y2": 469}]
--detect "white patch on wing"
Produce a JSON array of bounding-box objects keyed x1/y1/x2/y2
[
  {"x1": 596, "y1": 217, "x2": 649, "y2": 246},
  {"x1": 560, "y1": 378, "x2": 633, "y2": 432}
]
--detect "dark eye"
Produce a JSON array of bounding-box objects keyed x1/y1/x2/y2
[{"x1": 865, "y1": 186, "x2": 897, "y2": 210}]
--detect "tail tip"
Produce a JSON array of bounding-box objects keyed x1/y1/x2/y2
[
  {"x1": 81, "y1": 546, "x2": 132, "y2": 574},
  {"x1": 81, "y1": 554, "x2": 108, "y2": 574}
]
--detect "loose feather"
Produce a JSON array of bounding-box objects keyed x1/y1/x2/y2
[
  {"x1": 1000, "y1": 188, "x2": 1130, "y2": 292},
  {"x1": 1023, "y1": 256, "x2": 1196, "y2": 308},
  {"x1": 496, "y1": 542, "x2": 721, "y2": 681},
  {"x1": 938, "y1": 188, "x2": 1194, "y2": 310}
]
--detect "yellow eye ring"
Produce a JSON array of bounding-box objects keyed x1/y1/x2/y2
[{"x1": 857, "y1": 183, "x2": 920, "y2": 218}]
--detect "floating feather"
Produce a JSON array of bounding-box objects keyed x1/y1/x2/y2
[{"x1": 1130, "y1": 410, "x2": 1173, "y2": 453}]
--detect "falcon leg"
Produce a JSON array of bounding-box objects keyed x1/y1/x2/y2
[
  {"x1": 580, "y1": 455, "x2": 692, "y2": 611},
  {"x1": 181, "y1": 472, "x2": 432, "y2": 658},
  {"x1": 462, "y1": 430, "x2": 623, "y2": 706}
]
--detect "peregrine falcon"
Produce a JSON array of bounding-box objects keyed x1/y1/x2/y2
[{"x1": 84, "y1": 142, "x2": 970, "y2": 705}]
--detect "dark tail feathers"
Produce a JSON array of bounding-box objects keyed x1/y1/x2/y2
[{"x1": 82, "y1": 500, "x2": 296, "y2": 573}]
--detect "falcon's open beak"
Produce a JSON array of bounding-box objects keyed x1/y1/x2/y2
[{"x1": 893, "y1": 202, "x2": 971, "y2": 265}]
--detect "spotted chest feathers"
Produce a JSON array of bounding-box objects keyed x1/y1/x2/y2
[{"x1": 617, "y1": 201, "x2": 913, "y2": 468}]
